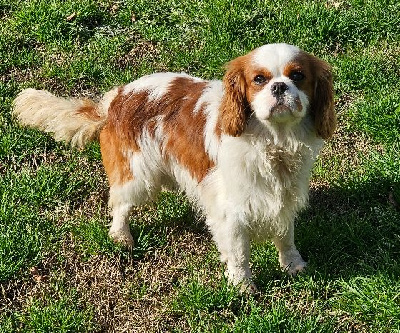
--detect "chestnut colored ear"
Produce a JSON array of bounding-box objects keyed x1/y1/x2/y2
[
  {"x1": 219, "y1": 57, "x2": 249, "y2": 137},
  {"x1": 310, "y1": 57, "x2": 336, "y2": 139}
]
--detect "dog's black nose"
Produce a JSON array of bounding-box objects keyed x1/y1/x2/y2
[{"x1": 271, "y1": 82, "x2": 288, "y2": 97}]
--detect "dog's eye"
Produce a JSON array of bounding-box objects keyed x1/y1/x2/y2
[
  {"x1": 254, "y1": 75, "x2": 267, "y2": 85},
  {"x1": 289, "y1": 71, "x2": 305, "y2": 82}
]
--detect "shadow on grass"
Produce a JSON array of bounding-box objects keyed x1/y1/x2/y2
[
  {"x1": 125, "y1": 177, "x2": 400, "y2": 285},
  {"x1": 124, "y1": 191, "x2": 209, "y2": 262},
  {"x1": 231, "y1": 176, "x2": 400, "y2": 291},
  {"x1": 300, "y1": 178, "x2": 400, "y2": 276},
  {"x1": 237, "y1": 178, "x2": 400, "y2": 293}
]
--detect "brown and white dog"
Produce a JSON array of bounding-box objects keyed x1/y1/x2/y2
[{"x1": 13, "y1": 43, "x2": 335, "y2": 290}]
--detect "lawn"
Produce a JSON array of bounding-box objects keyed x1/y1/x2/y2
[{"x1": 1, "y1": 0, "x2": 400, "y2": 332}]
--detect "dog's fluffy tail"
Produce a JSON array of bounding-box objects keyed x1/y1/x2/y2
[{"x1": 12, "y1": 88, "x2": 118, "y2": 148}]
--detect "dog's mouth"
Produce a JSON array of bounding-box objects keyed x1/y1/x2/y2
[
  {"x1": 268, "y1": 97, "x2": 304, "y2": 123},
  {"x1": 269, "y1": 102, "x2": 293, "y2": 120},
  {"x1": 271, "y1": 103, "x2": 291, "y2": 113}
]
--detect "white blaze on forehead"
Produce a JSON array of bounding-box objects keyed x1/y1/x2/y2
[{"x1": 252, "y1": 43, "x2": 300, "y2": 76}]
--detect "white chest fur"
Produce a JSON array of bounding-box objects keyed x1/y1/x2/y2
[{"x1": 200, "y1": 125, "x2": 322, "y2": 239}]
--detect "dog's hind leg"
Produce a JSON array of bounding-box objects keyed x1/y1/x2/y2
[
  {"x1": 107, "y1": 183, "x2": 136, "y2": 247},
  {"x1": 100, "y1": 125, "x2": 165, "y2": 247},
  {"x1": 100, "y1": 127, "x2": 146, "y2": 247}
]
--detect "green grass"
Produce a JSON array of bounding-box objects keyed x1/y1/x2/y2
[
  {"x1": 1, "y1": 287, "x2": 98, "y2": 332},
  {"x1": 1, "y1": 0, "x2": 400, "y2": 331}
]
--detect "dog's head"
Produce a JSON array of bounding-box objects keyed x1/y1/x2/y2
[{"x1": 219, "y1": 43, "x2": 336, "y2": 139}]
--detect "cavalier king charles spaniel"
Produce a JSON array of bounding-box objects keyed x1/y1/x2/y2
[{"x1": 13, "y1": 43, "x2": 335, "y2": 291}]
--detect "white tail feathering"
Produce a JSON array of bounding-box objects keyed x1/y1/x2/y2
[{"x1": 12, "y1": 88, "x2": 114, "y2": 148}]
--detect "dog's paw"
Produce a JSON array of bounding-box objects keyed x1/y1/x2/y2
[
  {"x1": 239, "y1": 280, "x2": 258, "y2": 295},
  {"x1": 224, "y1": 267, "x2": 256, "y2": 294},
  {"x1": 279, "y1": 250, "x2": 307, "y2": 276},
  {"x1": 109, "y1": 229, "x2": 134, "y2": 248},
  {"x1": 284, "y1": 259, "x2": 307, "y2": 276}
]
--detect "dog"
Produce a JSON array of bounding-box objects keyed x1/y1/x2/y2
[{"x1": 13, "y1": 43, "x2": 335, "y2": 290}]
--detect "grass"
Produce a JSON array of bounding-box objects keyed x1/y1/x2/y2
[{"x1": 1, "y1": 0, "x2": 399, "y2": 331}]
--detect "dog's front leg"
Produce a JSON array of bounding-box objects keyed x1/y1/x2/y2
[
  {"x1": 209, "y1": 218, "x2": 256, "y2": 292},
  {"x1": 273, "y1": 221, "x2": 307, "y2": 275}
]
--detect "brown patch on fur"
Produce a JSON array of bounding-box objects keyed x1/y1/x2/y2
[
  {"x1": 288, "y1": 52, "x2": 336, "y2": 139},
  {"x1": 102, "y1": 78, "x2": 215, "y2": 184},
  {"x1": 109, "y1": 89, "x2": 163, "y2": 145},
  {"x1": 214, "y1": 121, "x2": 222, "y2": 139},
  {"x1": 76, "y1": 100, "x2": 102, "y2": 121},
  {"x1": 284, "y1": 52, "x2": 336, "y2": 139},
  {"x1": 106, "y1": 87, "x2": 150, "y2": 146},
  {"x1": 218, "y1": 55, "x2": 251, "y2": 137},
  {"x1": 245, "y1": 69, "x2": 273, "y2": 103},
  {"x1": 162, "y1": 78, "x2": 214, "y2": 182},
  {"x1": 283, "y1": 54, "x2": 315, "y2": 102},
  {"x1": 100, "y1": 125, "x2": 135, "y2": 186},
  {"x1": 309, "y1": 56, "x2": 336, "y2": 139},
  {"x1": 283, "y1": 62, "x2": 303, "y2": 77},
  {"x1": 99, "y1": 89, "x2": 139, "y2": 186},
  {"x1": 295, "y1": 97, "x2": 303, "y2": 113}
]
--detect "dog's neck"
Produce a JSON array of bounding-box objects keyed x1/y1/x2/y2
[{"x1": 244, "y1": 114, "x2": 319, "y2": 151}]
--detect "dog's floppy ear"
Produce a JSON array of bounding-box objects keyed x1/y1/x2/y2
[
  {"x1": 219, "y1": 56, "x2": 249, "y2": 137},
  {"x1": 310, "y1": 57, "x2": 336, "y2": 139}
]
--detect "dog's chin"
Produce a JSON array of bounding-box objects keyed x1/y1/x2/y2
[{"x1": 268, "y1": 104, "x2": 296, "y2": 123}]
